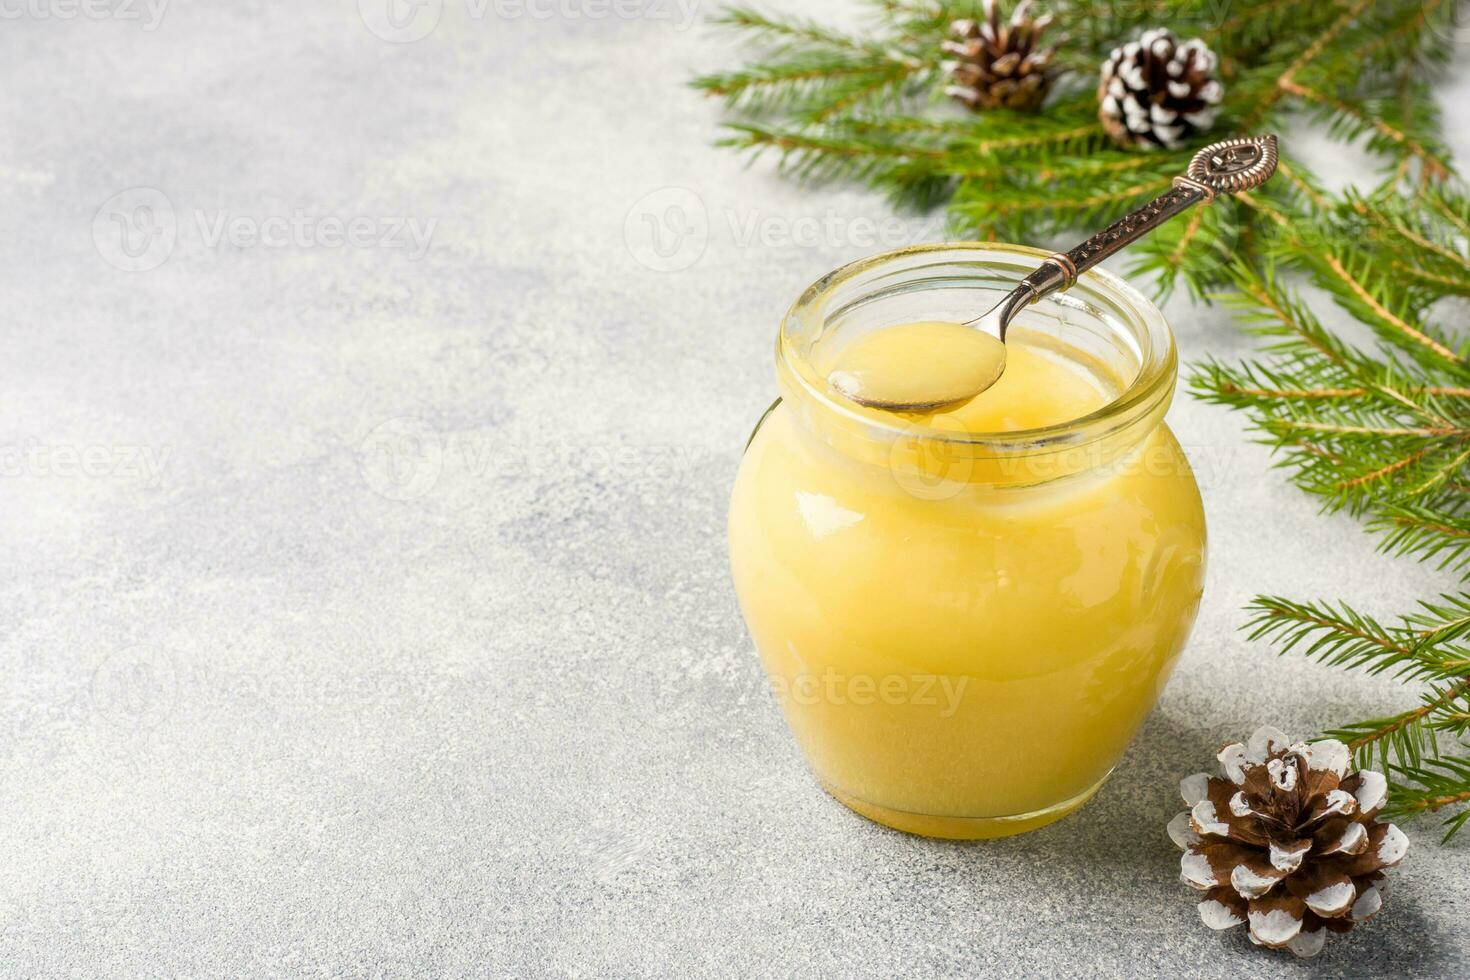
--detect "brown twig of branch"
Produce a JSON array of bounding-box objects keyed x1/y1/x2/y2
[{"x1": 1348, "y1": 680, "x2": 1470, "y2": 752}]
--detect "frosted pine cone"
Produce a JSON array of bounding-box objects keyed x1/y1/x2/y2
[
  {"x1": 1098, "y1": 29, "x2": 1222, "y2": 149},
  {"x1": 1169, "y1": 727, "x2": 1408, "y2": 958},
  {"x1": 942, "y1": 1, "x2": 1058, "y2": 112}
]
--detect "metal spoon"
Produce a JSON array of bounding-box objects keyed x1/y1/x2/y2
[{"x1": 843, "y1": 134, "x2": 1280, "y2": 412}]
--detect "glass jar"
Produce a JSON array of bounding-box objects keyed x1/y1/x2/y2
[{"x1": 728, "y1": 243, "x2": 1206, "y2": 839}]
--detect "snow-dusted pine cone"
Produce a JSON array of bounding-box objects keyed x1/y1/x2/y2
[
  {"x1": 1169, "y1": 727, "x2": 1408, "y2": 958},
  {"x1": 1097, "y1": 28, "x2": 1222, "y2": 149},
  {"x1": 941, "y1": 0, "x2": 1058, "y2": 112}
]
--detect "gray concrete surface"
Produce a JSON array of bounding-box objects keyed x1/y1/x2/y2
[{"x1": 1, "y1": 2, "x2": 1468, "y2": 976}]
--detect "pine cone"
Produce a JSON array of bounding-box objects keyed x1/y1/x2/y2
[
  {"x1": 942, "y1": 0, "x2": 1057, "y2": 112},
  {"x1": 1169, "y1": 727, "x2": 1409, "y2": 958},
  {"x1": 1097, "y1": 29, "x2": 1222, "y2": 149}
]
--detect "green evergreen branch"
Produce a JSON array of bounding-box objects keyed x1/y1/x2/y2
[
  {"x1": 1244, "y1": 596, "x2": 1415, "y2": 674},
  {"x1": 1155, "y1": 195, "x2": 1464, "y2": 823},
  {"x1": 709, "y1": 6, "x2": 892, "y2": 53},
  {"x1": 1409, "y1": 595, "x2": 1470, "y2": 650},
  {"x1": 1372, "y1": 506, "x2": 1470, "y2": 576},
  {"x1": 1325, "y1": 709, "x2": 1436, "y2": 774},
  {"x1": 1386, "y1": 754, "x2": 1470, "y2": 842}
]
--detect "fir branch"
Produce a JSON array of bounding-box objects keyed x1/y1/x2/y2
[
  {"x1": 1408, "y1": 594, "x2": 1470, "y2": 649},
  {"x1": 1314, "y1": 250, "x2": 1460, "y2": 364},
  {"x1": 1327, "y1": 704, "x2": 1438, "y2": 772},
  {"x1": 1372, "y1": 506, "x2": 1470, "y2": 576},
  {"x1": 1273, "y1": 0, "x2": 1375, "y2": 86},
  {"x1": 1386, "y1": 755, "x2": 1470, "y2": 842},
  {"x1": 1420, "y1": 181, "x2": 1470, "y2": 238},
  {"x1": 691, "y1": 5, "x2": 938, "y2": 123},
  {"x1": 1347, "y1": 192, "x2": 1470, "y2": 277},
  {"x1": 1242, "y1": 597, "x2": 1426, "y2": 681},
  {"x1": 709, "y1": 6, "x2": 889, "y2": 53},
  {"x1": 696, "y1": 0, "x2": 1460, "y2": 257}
]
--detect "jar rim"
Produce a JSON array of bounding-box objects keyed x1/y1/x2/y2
[{"x1": 777, "y1": 242, "x2": 1177, "y2": 456}]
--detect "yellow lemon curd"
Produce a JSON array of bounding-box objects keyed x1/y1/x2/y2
[
  {"x1": 827, "y1": 320, "x2": 1008, "y2": 409},
  {"x1": 728, "y1": 318, "x2": 1206, "y2": 839}
]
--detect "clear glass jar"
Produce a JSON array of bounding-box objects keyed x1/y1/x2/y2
[{"x1": 728, "y1": 243, "x2": 1206, "y2": 839}]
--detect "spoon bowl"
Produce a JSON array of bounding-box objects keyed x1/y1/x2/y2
[{"x1": 828, "y1": 318, "x2": 1008, "y2": 413}]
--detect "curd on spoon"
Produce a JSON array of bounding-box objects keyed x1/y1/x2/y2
[{"x1": 825, "y1": 320, "x2": 1008, "y2": 412}]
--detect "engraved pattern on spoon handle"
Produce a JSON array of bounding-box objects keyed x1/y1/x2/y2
[
  {"x1": 1004, "y1": 135, "x2": 1278, "y2": 322},
  {"x1": 1064, "y1": 134, "x2": 1277, "y2": 279},
  {"x1": 1005, "y1": 183, "x2": 1206, "y2": 312},
  {"x1": 1063, "y1": 184, "x2": 1206, "y2": 277}
]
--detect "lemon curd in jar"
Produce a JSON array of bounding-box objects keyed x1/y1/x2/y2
[{"x1": 727, "y1": 244, "x2": 1206, "y2": 839}]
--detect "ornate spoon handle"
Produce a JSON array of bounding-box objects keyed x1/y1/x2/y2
[{"x1": 988, "y1": 134, "x2": 1279, "y2": 336}]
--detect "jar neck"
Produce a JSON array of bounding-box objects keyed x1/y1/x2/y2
[
  {"x1": 777, "y1": 360, "x2": 1175, "y2": 491},
  {"x1": 776, "y1": 243, "x2": 1178, "y2": 490}
]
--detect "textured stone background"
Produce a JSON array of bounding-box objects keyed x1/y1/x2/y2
[{"x1": 1, "y1": 1, "x2": 1467, "y2": 976}]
